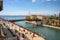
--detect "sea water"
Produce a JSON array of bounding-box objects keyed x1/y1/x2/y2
[{"x1": 0, "y1": 16, "x2": 60, "y2": 40}]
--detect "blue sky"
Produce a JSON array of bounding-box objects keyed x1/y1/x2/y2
[{"x1": 0, "y1": 0, "x2": 60, "y2": 15}]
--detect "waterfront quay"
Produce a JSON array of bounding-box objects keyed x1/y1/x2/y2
[
  {"x1": 0, "y1": 18, "x2": 45, "y2": 40},
  {"x1": 25, "y1": 14, "x2": 60, "y2": 28}
]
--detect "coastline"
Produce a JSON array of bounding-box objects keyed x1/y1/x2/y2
[
  {"x1": 25, "y1": 21, "x2": 37, "y2": 25},
  {"x1": 43, "y1": 24, "x2": 60, "y2": 30},
  {"x1": 25, "y1": 21, "x2": 60, "y2": 30},
  {"x1": 25, "y1": 21, "x2": 42, "y2": 26}
]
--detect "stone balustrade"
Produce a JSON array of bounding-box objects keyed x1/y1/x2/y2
[{"x1": 0, "y1": 18, "x2": 45, "y2": 40}]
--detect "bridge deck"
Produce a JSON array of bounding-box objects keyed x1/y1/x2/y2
[{"x1": 8, "y1": 19, "x2": 42, "y2": 22}]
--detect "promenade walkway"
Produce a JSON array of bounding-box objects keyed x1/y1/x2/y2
[
  {"x1": 0, "y1": 18, "x2": 45, "y2": 40},
  {"x1": 0, "y1": 23, "x2": 30, "y2": 40},
  {"x1": 2, "y1": 24, "x2": 13, "y2": 38}
]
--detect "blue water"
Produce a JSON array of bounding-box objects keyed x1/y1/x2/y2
[
  {"x1": 0, "y1": 16, "x2": 25, "y2": 20},
  {"x1": 0, "y1": 16, "x2": 60, "y2": 40},
  {"x1": 15, "y1": 21, "x2": 60, "y2": 40}
]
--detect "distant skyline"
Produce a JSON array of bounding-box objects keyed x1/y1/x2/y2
[{"x1": 0, "y1": 0, "x2": 60, "y2": 15}]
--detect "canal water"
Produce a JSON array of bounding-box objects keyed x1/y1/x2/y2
[
  {"x1": 0, "y1": 16, "x2": 60, "y2": 40},
  {"x1": 15, "y1": 21, "x2": 60, "y2": 40}
]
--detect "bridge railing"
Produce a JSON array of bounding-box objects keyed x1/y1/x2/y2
[{"x1": 0, "y1": 18, "x2": 46, "y2": 40}]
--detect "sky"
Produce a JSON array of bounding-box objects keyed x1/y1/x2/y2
[{"x1": 0, "y1": 0, "x2": 60, "y2": 15}]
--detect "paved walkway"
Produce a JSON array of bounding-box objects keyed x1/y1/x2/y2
[
  {"x1": 43, "y1": 24, "x2": 60, "y2": 29},
  {"x1": 2, "y1": 24, "x2": 13, "y2": 38},
  {"x1": 1, "y1": 23, "x2": 30, "y2": 40}
]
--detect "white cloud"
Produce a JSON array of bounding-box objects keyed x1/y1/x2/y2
[
  {"x1": 0, "y1": 10, "x2": 60, "y2": 16},
  {"x1": 46, "y1": 0, "x2": 57, "y2": 2},
  {"x1": 0, "y1": 10, "x2": 29, "y2": 15},
  {"x1": 14, "y1": 0, "x2": 19, "y2": 2},
  {"x1": 31, "y1": 0, "x2": 57, "y2": 3},
  {"x1": 28, "y1": 10, "x2": 60, "y2": 15},
  {"x1": 46, "y1": 0, "x2": 51, "y2": 1},
  {"x1": 32, "y1": 0, "x2": 37, "y2": 3},
  {"x1": 53, "y1": 0, "x2": 56, "y2": 1}
]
